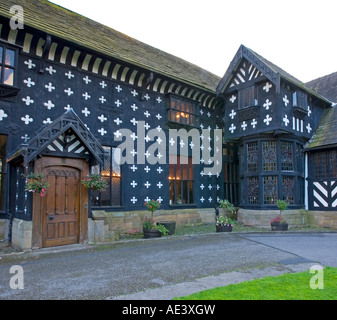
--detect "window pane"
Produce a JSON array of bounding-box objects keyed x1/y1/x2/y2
[
  {"x1": 281, "y1": 141, "x2": 293, "y2": 171},
  {"x1": 0, "y1": 47, "x2": 3, "y2": 63},
  {"x1": 0, "y1": 135, "x2": 7, "y2": 211},
  {"x1": 112, "y1": 148, "x2": 121, "y2": 175},
  {"x1": 189, "y1": 181, "x2": 194, "y2": 204},
  {"x1": 5, "y1": 49, "x2": 15, "y2": 66},
  {"x1": 101, "y1": 176, "x2": 111, "y2": 206},
  {"x1": 182, "y1": 181, "x2": 188, "y2": 204},
  {"x1": 248, "y1": 176, "x2": 259, "y2": 205},
  {"x1": 247, "y1": 142, "x2": 258, "y2": 172},
  {"x1": 282, "y1": 176, "x2": 294, "y2": 204},
  {"x1": 168, "y1": 97, "x2": 198, "y2": 126},
  {"x1": 176, "y1": 182, "x2": 182, "y2": 204},
  {"x1": 263, "y1": 176, "x2": 278, "y2": 204},
  {"x1": 111, "y1": 176, "x2": 121, "y2": 206},
  {"x1": 169, "y1": 181, "x2": 175, "y2": 205},
  {"x1": 262, "y1": 141, "x2": 277, "y2": 171},
  {"x1": 182, "y1": 164, "x2": 188, "y2": 180},
  {"x1": 4, "y1": 67, "x2": 14, "y2": 86}
]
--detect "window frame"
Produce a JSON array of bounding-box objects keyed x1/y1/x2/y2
[
  {"x1": 169, "y1": 155, "x2": 194, "y2": 206},
  {"x1": 0, "y1": 135, "x2": 7, "y2": 212},
  {"x1": 238, "y1": 86, "x2": 258, "y2": 110},
  {"x1": 0, "y1": 44, "x2": 17, "y2": 87},
  {"x1": 91, "y1": 146, "x2": 122, "y2": 208},
  {"x1": 242, "y1": 139, "x2": 303, "y2": 207},
  {"x1": 167, "y1": 95, "x2": 199, "y2": 127}
]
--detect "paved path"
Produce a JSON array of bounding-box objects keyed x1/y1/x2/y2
[{"x1": 0, "y1": 232, "x2": 335, "y2": 300}]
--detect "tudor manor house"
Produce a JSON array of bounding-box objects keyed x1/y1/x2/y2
[{"x1": 0, "y1": 0, "x2": 336, "y2": 250}]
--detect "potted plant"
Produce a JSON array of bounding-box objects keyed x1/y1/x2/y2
[
  {"x1": 270, "y1": 200, "x2": 289, "y2": 231},
  {"x1": 81, "y1": 173, "x2": 107, "y2": 191},
  {"x1": 219, "y1": 199, "x2": 236, "y2": 219},
  {"x1": 216, "y1": 216, "x2": 235, "y2": 232},
  {"x1": 157, "y1": 221, "x2": 176, "y2": 235},
  {"x1": 24, "y1": 172, "x2": 50, "y2": 197},
  {"x1": 143, "y1": 217, "x2": 169, "y2": 238},
  {"x1": 143, "y1": 200, "x2": 168, "y2": 238}
]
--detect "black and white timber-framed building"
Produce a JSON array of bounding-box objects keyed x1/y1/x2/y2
[{"x1": 0, "y1": 0, "x2": 336, "y2": 249}]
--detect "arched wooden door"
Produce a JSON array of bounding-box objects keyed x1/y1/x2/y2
[{"x1": 32, "y1": 157, "x2": 89, "y2": 248}]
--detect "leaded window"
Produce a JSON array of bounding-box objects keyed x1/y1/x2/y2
[
  {"x1": 248, "y1": 176, "x2": 259, "y2": 205},
  {"x1": 169, "y1": 155, "x2": 194, "y2": 205},
  {"x1": 168, "y1": 96, "x2": 199, "y2": 126},
  {"x1": 239, "y1": 86, "x2": 258, "y2": 109},
  {"x1": 247, "y1": 142, "x2": 258, "y2": 172},
  {"x1": 313, "y1": 150, "x2": 337, "y2": 180},
  {"x1": 263, "y1": 176, "x2": 278, "y2": 204},
  {"x1": 281, "y1": 141, "x2": 293, "y2": 171},
  {"x1": 262, "y1": 141, "x2": 277, "y2": 171},
  {"x1": 92, "y1": 146, "x2": 121, "y2": 207},
  {"x1": 282, "y1": 176, "x2": 294, "y2": 204}
]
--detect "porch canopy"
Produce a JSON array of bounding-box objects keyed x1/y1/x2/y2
[{"x1": 8, "y1": 108, "x2": 106, "y2": 168}]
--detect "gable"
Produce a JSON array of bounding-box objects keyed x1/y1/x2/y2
[
  {"x1": 216, "y1": 45, "x2": 280, "y2": 96},
  {"x1": 44, "y1": 131, "x2": 90, "y2": 157},
  {"x1": 226, "y1": 59, "x2": 265, "y2": 90},
  {"x1": 8, "y1": 109, "x2": 105, "y2": 167}
]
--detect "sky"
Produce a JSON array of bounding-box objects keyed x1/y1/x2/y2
[{"x1": 49, "y1": 0, "x2": 337, "y2": 83}]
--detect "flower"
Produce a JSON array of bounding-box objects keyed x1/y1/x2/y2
[
  {"x1": 270, "y1": 216, "x2": 287, "y2": 224},
  {"x1": 81, "y1": 174, "x2": 107, "y2": 191},
  {"x1": 143, "y1": 217, "x2": 168, "y2": 236},
  {"x1": 24, "y1": 172, "x2": 50, "y2": 197},
  {"x1": 144, "y1": 199, "x2": 161, "y2": 212},
  {"x1": 216, "y1": 216, "x2": 235, "y2": 227}
]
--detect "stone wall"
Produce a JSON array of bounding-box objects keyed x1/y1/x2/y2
[
  {"x1": 0, "y1": 219, "x2": 9, "y2": 242},
  {"x1": 238, "y1": 208, "x2": 337, "y2": 229},
  {"x1": 307, "y1": 211, "x2": 337, "y2": 229},
  {"x1": 11, "y1": 218, "x2": 32, "y2": 250},
  {"x1": 90, "y1": 208, "x2": 215, "y2": 241}
]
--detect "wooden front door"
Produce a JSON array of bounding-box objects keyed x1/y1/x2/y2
[
  {"x1": 32, "y1": 157, "x2": 89, "y2": 248},
  {"x1": 42, "y1": 165, "x2": 81, "y2": 247}
]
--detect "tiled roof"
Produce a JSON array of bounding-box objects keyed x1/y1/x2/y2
[
  {"x1": 0, "y1": 0, "x2": 220, "y2": 92},
  {"x1": 306, "y1": 105, "x2": 337, "y2": 150},
  {"x1": 306, "y1": 72, "x2": 337, "y2": 103}
]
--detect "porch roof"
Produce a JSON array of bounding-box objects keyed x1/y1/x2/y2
[{"x1": 8, "y1": 109, "x2": 106, "y2": 167}]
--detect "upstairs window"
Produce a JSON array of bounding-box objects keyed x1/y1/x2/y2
[
  {"x1": 292, "y1": 90, "x2": 307, "y2": 111},
  {"x1": 168, "y1": 96, "x2": 199, "y2": 126},
  {"x1": 239, "y1": 86, "x2": 258, "y2": 109},
  {"x1": 0, "y1": 46, "x2": 15, "y2": 86}
]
